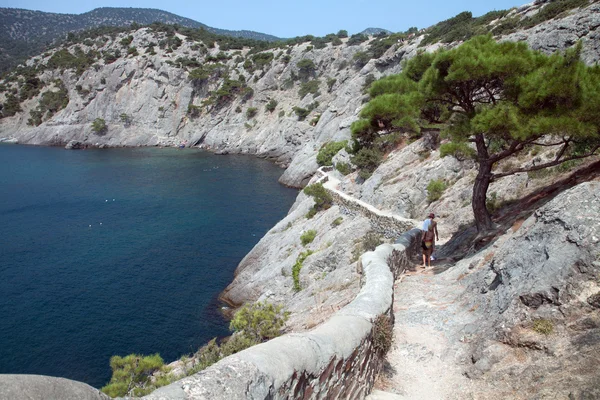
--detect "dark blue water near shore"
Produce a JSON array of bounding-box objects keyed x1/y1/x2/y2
[{"x1": 0, "y1": 145, "x2": 297, "y2": 388}]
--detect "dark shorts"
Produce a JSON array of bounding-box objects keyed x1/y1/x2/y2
[{"x1": 422, "y1": 246, "x2": 433, "y2": 257}]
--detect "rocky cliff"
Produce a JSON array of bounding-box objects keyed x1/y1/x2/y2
[{"x1": 2, "y1": 1, "x2": 598, "y2": 188}]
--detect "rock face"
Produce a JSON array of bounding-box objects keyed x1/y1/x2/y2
[
  {"x1": 454, "y1": 182, "x2": 600, "y2": 397},
  {"x1": 504, "y1": 2, "x2": 600, "y2": 65},
  {"x1": 372, "y1": 181, "x2": 600, "y2": 399},
  {"x1": 0, "y1": 374, "x2": 110, "y2": 400},
  {"x1": 64, "y1": 139, "x2": 83, "y2": 149},
  {"x1": 1, "y1": 2, "x2": 598, "y2": 187}
]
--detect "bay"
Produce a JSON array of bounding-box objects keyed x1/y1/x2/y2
[{"x1": 0, "y1": 145, "x2": 298, "y2": 388}]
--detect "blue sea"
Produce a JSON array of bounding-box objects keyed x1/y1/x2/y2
[{"x1": 0, "y1": 145, "x2": 298, "y2": 388}]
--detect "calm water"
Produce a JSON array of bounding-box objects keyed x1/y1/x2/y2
[{"x1": 0, "y1": 145, "x2": 297, "y2": 388}]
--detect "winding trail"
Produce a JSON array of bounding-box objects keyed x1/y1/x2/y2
[
  {"x1": 318, "y1": 168, "x2": 477, "y2": 400},
  {"x1": 316, "y1": 167, "x2": 416, "y2": 229}
]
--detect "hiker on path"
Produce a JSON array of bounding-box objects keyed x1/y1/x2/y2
[{"x1": 421, "y1": 213, "x2": 439, "y2": 268}]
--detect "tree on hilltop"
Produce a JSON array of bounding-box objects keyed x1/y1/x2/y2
[{"x1": 352, "y1": 35, "x2": 600, "y2": 232}]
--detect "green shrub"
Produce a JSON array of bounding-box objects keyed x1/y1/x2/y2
[
  {"x1": 300, "y1": 230, "x2": 317, "y2": 246},
  {"x1": 278, "y1": 110, "x2": 285, "y2": 118},
  {"x1": 353, "y1": 51, "x2": 371, "y2": 68},
  {"x1": 103, "y1": 49, "x2": 121, "y2": 64},
  {"x1": 335, "y1": 162, "x2": 352, "y2": 175},
  {"x1": 18, "y1": 72, "x2": 44, "y2": 100},
  {"x1": 327, "y1": 77, "x2": 337, "y2": 92},
  {"x1": 351, "y1": 148, "x2": 382, "y2": 180},
  {"x1": 426, "y1": 179, "x2": 447, "y2": 202},
  {"x1": 119, "y1": 113, "x2": 132, "y2": 126},
  {"x1": 292, "y1": 250, "x2": 314, "y2": 291},
  {"x1": 372, "y1": 314, "x2": 393, "y2": 354},
  {"x1": 317, "y1": 141, "x2": 347, "y2": 166},
  {"x1": 91, "y1": 118, "x2": 107, "y2": 135},
  {"x1": 120, "y1": 35, "x2": 133, "y2": 46},
  {"x1": 219, "y1": 333, "x2": 259, "y2": 357},
  {"x1": 303, "y1": 183, "x2": 333, "y2": 216},
  {"x1": 347, "y1": 34, "x2": 368, "y2": 46},
  {"x1": 297, "y1": 59, "x2": 316, "y2": 81},
  {"x1": 185, "y1": 301, "x2": 289, "y2": 375},
  {"x1": 337, "y1": 29, "x2": 348, "y2": 38},
  {"x1": 26, "y1": 80, "x2": 69, "y2": 125},
  {"x1": 362, "y1": 232, "x2": 383, "y2": 251},
  {"x1": 246, "y1": 107, "x2": 258, "y2": 119},
  {"x1": 532, "y1": 318, "x2": 554, "y2": 335},
  {"x1": 293, "y1": 106, "x2": 310, "y2": 120},
  {"x1": 331, "y1": 37, "x2": 343, "y2": 46},
  {"x1": 521, "y1": 0, "x2": 589, "y2": 29},
  {"x1": 187, "y1": 339, "x2": 221, "y2": 374},
  {"x1": 298, "y1": 79, "x2": 320, "y2": 98},
  {"x1": 332, "y1": 217, "x2": 343, "y2": 227},
  {"x1": 252, "y1": 52, "x2": 274, "y2": 69},
  {"x1": 230, "y1": 301, "x2": 289, "y2": 341},
  {"x1": 101, "y1": 353, "x2": 167, "y2": 397},
  {"x1": 265, "y1": 99, "x2": 278, "y2": 112},
  {"x1": 1, "y1": 94, "x2": 22, "y2": 118}
]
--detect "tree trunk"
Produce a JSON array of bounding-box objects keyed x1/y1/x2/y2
[{"x1": 472, "y1": 161, "x2": 494, "y2": 232}]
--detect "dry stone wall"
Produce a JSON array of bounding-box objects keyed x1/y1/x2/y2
[
  {"x1": 142, "y1": 229, "x2": 422, "y2": 400},
  {"x1": 330, "y1": 190, "x2": 415, "y2": 239},
  {"x1": 315, "y1": 169, "x2": 417, "y2": 238}
]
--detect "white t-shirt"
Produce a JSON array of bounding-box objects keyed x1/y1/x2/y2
[{"x1": 422, "y1": 218, "x2": 431, "y2": 231}]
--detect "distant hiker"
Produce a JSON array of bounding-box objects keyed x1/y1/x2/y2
[
  {"x1": 421, "y1": 213, "x2": 439, "y2": 268},
  {"x1": 422, "y1": 213, "x2": 438, "y2": 236}
]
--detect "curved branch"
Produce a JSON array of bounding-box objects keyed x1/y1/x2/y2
[{"x1": 492, "y1": 145, "x2": 600, "y2": 180}]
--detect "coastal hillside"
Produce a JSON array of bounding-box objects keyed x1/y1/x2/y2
[
  {"x1": 1, "y1": 1, "x2": 599, "y2": 188},
  {"x1": 0, "y1": 7, "x2": 280, "y2": 73},
  {"x1": 1, "y1": 1, "x2": 600, "y2": 397}
]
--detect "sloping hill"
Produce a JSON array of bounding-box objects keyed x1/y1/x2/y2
[{"x1": 0, "y1": 7, "x2": 280, "y2": 72}]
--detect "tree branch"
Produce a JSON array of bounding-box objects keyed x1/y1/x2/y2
[{"x1": 492, "y1": 145, "x2": 600, "y2": 180}]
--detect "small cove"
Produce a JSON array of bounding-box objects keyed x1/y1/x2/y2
[{"x1": 0, "y1": 144, "x2": 298, "y2": 388}]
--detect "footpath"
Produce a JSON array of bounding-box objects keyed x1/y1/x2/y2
[{"x1": 318, "y1": 168, "x2": 479, "y2": 400}]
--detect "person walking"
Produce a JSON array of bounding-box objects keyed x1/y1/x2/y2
[{"x1": 421, "y1": 213, "x2": 439, "y2": 268}]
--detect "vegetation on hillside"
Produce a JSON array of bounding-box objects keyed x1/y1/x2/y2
[
  {"x1": 352, "y1": 35, "x2": 600, "y2": 232},
  {"x1": 101, "y1": 300, "x2": 288, "y2": 397},
  {"x1": 420, "y1": 0, "x2": 592, "y2": 46}
]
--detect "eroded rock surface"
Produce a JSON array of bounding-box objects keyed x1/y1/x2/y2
[
  {"x1": 0, "y1": 375, "x2": 109, "y2": 400},
  {"x1": 376, "y1": 182, "x2": 600, "y2": 399}
]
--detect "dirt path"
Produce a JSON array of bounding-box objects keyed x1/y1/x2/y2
[
  {"x1": 370, "y1": 258, "x2": 482, "y2": 400},
  {"x1": 317, "y1": 168, "x2": 484, "y2": 399}
]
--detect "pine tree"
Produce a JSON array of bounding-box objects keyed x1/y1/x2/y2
[{"x1": 352, "y1": 35, "x2": 600, "y2": 232}]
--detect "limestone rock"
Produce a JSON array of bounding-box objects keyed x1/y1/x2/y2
[
  {"x1": 64, "y1": 140, "x2": 83, "y2": 150},
  {"x1": 0, "y1": 375, "x2": 109, "y2": 400}
]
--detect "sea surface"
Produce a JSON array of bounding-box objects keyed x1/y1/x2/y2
[{"x1": 0, "y1": 144, "x2": 298, "y2": 388}]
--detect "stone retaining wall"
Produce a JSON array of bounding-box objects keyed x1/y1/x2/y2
[
  {"x1": 329, "y1": 191, "x2": 415, "y2": 239},
  {"x1": 314, "y1": 168, "x2": 416, "y2": 238},
  {"x1": 143, "y1": 229, "x2": 422, "y2": 400}
]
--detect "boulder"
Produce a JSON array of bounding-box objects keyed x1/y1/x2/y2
[{"x1": 0, "y1": 375, "x2": 109, "y2": 400}]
